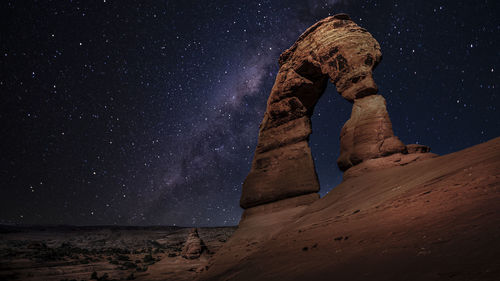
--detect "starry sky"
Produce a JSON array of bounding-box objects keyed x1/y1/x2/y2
[{"x1": 1, "y1": 0, "x2": 498, "y2": 226}]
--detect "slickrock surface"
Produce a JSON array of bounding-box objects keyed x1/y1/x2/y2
[
  {"x1": 240, "y1": 14, "x2": 411, "y2": 210},
  {"x1": 342, "y1": 151, "x2": 438, "y2": 180},
  {"x1": 199, "y1": 137, "x2": 500, "y2": 281}
]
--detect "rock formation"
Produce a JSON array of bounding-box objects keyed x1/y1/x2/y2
[
  {"x1": 198, "y1": 15, "x2": 498, "y2": 281},
  {"x1": 240, "y1": 14, "x2": 432, "y2": 210},
  {"x1": 181, "y1": 228, "x2": 207, "y2": 259},
  {"x1": 337, "y1": 95, "x2": 407, "y2": 170}
]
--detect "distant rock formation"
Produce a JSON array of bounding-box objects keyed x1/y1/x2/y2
[
  {"x1": 240, "y1": 14, "x2": 431, "y2": 210},
  {"x1": 181, "y1": 228, "x2": 207, "y2": 259}
]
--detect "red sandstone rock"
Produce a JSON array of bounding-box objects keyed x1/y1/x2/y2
[
  {"x1": 342, "y1": 152, "x2": 438, "y2": 180},
  {"x1": 338, "y1": 95, "x2": 406, "y2": 171},
  {"x1": 199, "y1": 137, "x2": 500, "y2": 281},
  {"x1": 198, "y1": 14, "x2": 497, "y2": 281},
  {"x1": 241, "y1": 140, "x2": 319, "y2": 209},
  {"x1": 406, "y1": 143, "x2": 431, "y2": 153},
  {"x1": 181, "y1": 228, "x2": 207, "y2": 259},
  {"x1": 240, "y1": 14, "x2": 408, "y2": 209}
]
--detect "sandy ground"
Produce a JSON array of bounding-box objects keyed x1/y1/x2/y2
[
  {"x1": 200, "y1": 137, "x2": 500, "y2": 281},
  {"x1": 0, "y1": 226, "x2": 236, "y2": 281}
]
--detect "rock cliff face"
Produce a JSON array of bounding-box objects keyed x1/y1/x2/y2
[{"x1": 241, "y1": 14, "x2": 414, "y2": 210}]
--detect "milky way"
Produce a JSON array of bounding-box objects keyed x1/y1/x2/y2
[{"x1": 1, "y1": 1, "x2": 498, "y2": 226}]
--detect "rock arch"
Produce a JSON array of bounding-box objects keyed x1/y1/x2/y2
[{"x1": 240, "y1": 14, "x2": 409, "y2": 209}]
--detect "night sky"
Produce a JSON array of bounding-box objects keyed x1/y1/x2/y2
[{"x1": 1, "y1": 0, "x2": 498, "y2": 226}]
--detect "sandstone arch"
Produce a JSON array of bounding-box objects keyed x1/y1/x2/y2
[{"x1": 240, "y1": 14, "x2": 409, "y2": 209}]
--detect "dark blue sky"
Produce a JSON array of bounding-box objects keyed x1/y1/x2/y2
[{"x1": 1, "y1": 0, "x2": 498, "y2": 226}]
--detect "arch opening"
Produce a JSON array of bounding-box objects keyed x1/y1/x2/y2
[{"x1": 309, "y1": 83, "x2": 351, "y2": 198}]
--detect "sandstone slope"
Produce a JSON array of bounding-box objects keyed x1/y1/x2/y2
[{"x1": 199, "y1": 137, "x2": 500, "y2": 281}]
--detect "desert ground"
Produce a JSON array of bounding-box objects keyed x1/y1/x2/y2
[
  {"x1": 0, "y1": 225, "x2": 236, "y2": 281},
  {"x1": 2, "y1": 136, "x2": 499, "y2": 281}
]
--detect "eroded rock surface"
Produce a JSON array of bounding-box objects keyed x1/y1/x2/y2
[
  {"x1": 337, "y1": 95, "x2": 406, "y2": 171},
  {"x1": 342, "y1": 151, "x2": 438, "y2": 180},
  {"x1": 406, "y1": 144, "x2": 431, "y2": 154},
  {"x1": 241, "y1": 14, "x2": 415, "y2": 209},
  {"x1": 181, "y1": 228, "x2": 207, "y2": 259}
]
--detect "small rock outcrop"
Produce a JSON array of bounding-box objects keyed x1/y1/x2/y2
[
  {"x1": 181, "y1": 228, "x2": 207, "y2": 259},
  {"x1": 240, "y1": 14, "x2": 431, "y2": 210},
  {"x1": 406, "y1": 144, "x2": 431, "y2": 154}
]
